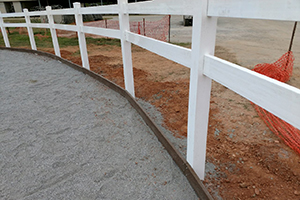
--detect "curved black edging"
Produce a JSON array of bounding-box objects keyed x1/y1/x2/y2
[{"x1": 0, "y1": 47, "x2": 213, "y2": 200}]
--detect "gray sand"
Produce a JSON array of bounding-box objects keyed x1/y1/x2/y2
[{"x1": 0, "y1": 50, "x2": 198, "y2": 199}]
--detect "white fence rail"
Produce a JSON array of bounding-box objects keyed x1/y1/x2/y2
[
  {"x1": 208, "y1": 0, "x2": 300, "y2": 21},
  {"x1": 0, "y1": 0, "x2": 299, "y2": 180}
]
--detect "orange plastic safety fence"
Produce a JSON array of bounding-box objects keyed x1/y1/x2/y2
[
  {"x1": 85, "y1": 15, "x2": 170, "y2": 42},
  {"x1": 252, "y1": 51, "x2": 300, "y2": 155},
  {"x1": 253, "y1": 51, "x2": 294, "y2": 83}
]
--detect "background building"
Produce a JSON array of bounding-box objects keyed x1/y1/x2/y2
[
  {"x1": 0, "y1": 0, "x2": 37, "y2": 13},
  {"x1": 0, "y1": 0, "x2": 146, "y2": 13}
]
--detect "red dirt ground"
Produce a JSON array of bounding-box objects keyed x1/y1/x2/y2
[{"x1": 44, "y1": 44, "x2": 300, "y2": 200}]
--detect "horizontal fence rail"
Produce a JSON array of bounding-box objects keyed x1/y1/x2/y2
[
  {"x1": 53, "y1": 24, "x2": 77, "y2": 31},
  {"x1": 127, "y1": 0, "x2": 199, "y2": 15},
  {"x1": 83, "y1": 26, "x2": 120, "y2": 39},
  {"x1": 126, "y1": 31, "x2": 192, "y2": 67},
  {"x1": 80, "y1": 5, "x2": 119, "y2": 14},
  {"x1": 2, "y1": 23, "x2": 27, "y2": 28},
  {"x1": 0, "y1": 0, "x2": 299, "y2": 183},
  {"x1": 208, "y1": 0, "x2": 300, "y2": 21},
  {"x1": 204, "y1": 55, "x2": 300, "y2": 130},
  {"x1": 0, "y1": 12, "x2": 25, "y2": 17},
  {"x1": 28, "y1": 11, "x2": 47, "y2": 16},
  {"x1": 30, "y1": 23, "x2": 49, "y2": 29}
]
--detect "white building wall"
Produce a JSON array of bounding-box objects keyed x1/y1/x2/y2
[
  {"x1": 12, "y1": 1, "x2": 22, "y2": 12},
  {"x1": 0, "y1": 2, "x2": 7, "y2": 13}
]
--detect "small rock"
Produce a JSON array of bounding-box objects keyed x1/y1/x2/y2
[
  {"x1": 293, "y1": 172, "x2": 297, "y2": 176},
  {"x1": 274, "y1": 140, "x2": 280, "y2": 143},
  {"x1": 214, "y1": 128, "x2": 220, "y2": 137},
  {"x1": 239, "y1": 182, "x2": 250, "y2": 188},
  {"x1": 294, "y1": 190, "x2": 300, "y2": 196},
  {"x1": 255, "y1": 188, "x2": 260, "y2": 195},
  {"x1": 224, "y1": 179, "x2": 230, "y2": 183}
]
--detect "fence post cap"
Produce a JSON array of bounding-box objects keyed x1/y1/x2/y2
[
  {"x1": 73, "y1": 2, "x2": 81, "y2": 7},
  {"x1": 46, "y1": 6, "x2": 51, "y2": 11}
]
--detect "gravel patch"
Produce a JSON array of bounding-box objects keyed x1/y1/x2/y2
[
  {"x1": 0, "y1": 50, "x2": 198, "y2": 200},
  {"x1": 136, "y1": 99, "x2": 188, "y2": 158}
]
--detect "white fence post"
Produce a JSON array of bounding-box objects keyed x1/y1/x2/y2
[
  {"x1": 187, "y1": 1, "x2": 218, "y2": 180},
  {"x1": 0, "y1": 12, "x2": 10, "y2": 47},
  {"x1": 118, "y1": 0, "x2": 135, "y2": 97},
  {"x1": 46, "y1": 6, "x2": 60, "y2": 57},
  {"x1": 23, "y1": 8, "x2": 36, "y2": 50},
  {"x1": 74, "y1": 2, "x2": 90, "y2": 70}
]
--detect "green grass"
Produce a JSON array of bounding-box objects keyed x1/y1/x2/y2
[
  {"x1": 3, "y1": 17, "x2": 41, "y2": 23},
  {"x1": 33, "y1": 28, "x2": 50, "y2": 35},
  {"x1": 0, "y1": 28, "x2": 121, "y2": 49},
  {"x1": 0, "y1": 31, "x2": 52, "y2": 48},
  {"x1": 8, "y1": 32, "x2": 31, "y2": 47},
  {"x1": 3, "y1": 17, "x2": 26, "y2": 23},
  {"x1": 31, "y1": 18, "x2": 42, "y2": 23},
  {"x1": 86, "y1": 37, "x2": 121, "y2": 46},
  {"x1": 57, "y1": 37, "x2": 79, "y2": 47}
]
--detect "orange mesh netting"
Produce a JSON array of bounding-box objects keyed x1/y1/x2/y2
[
  {"x1": 253, "y1": 51, "x2": 294, "y2": 83},
  {"x1": 84, "y1": 15, "x2": 170, "y2": 41},
  {"x1": 252, "y1": 51, "x2": 300, "y2": 154},
  {"x1": 56, "y1": 16, "x2": 170, "y2": 41}
]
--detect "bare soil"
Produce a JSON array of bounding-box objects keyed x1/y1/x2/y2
[{"x1": 38, "y1": 43, "x2": 300, "y2": 199}]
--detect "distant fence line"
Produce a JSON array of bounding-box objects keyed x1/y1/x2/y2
[
  {"x1": 0, "y1": 0, "x2": 300, "y2": 181},
  {"x1": 47, "y1": 15, "x2": 171, "y2": 41},
  {"x1": 84, "y1": 16, "x2": 170, "y2": 41}
]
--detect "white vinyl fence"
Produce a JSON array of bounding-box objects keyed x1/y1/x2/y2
[{"x1": 0, "y1": 0, "x2": 300, "y2": 180}]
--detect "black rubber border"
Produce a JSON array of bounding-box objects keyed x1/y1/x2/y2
[{"x1": 0, "y1": 47, "x2": 213, "y2": 200}]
